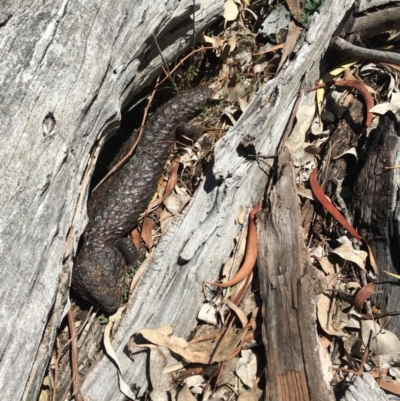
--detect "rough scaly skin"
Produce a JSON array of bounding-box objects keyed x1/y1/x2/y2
[{"x1": 72, "y1": 88, "x2": 212, "y2": 313}]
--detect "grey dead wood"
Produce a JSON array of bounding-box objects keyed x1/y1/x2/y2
[
  {"x1": 340, "y1": 373, "x2": 390, "y2": 401},
  {"x1": 257, "y1": 150, "x2": 332, "y2": 401},
  {"x1": 0, "y1": 1, "x2": 222, "y2": 400},
  {"x1": 80, "y1": 1, "x2": 356, "y2": 400},
  {"x1": 332, "y1": 37, "x2": 400, "y2": 66},
  {"x1": 350, "y1": 0, "x2": 400, "y2": 39},
  {"x1": 350, "y1": 114, "x2": 400, "y2": 335}
]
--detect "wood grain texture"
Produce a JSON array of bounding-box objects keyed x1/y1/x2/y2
[
  {"x1": 257, "y1": 150, "x2": 332, "y2": 401},
  {"x1": 0, "y1": 1, "x2": 221, "y2": 399},
  {"x1": 350, "y1": 114, "x2": 400, "y2": 335}
]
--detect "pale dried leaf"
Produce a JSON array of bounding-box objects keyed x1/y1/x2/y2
[
  {"x1": 361, "y1": 320, "x2": 400, "y2": 360},
  {"x1": 253, "y1": 61, "x2": 269, "y2": 74},
  {"x1": 177, "y1": 384, "x2": 197, "y2": 400},
  {"x1": 378, "y1": 381, "x2": 400, "y2": 396},
  {"x1": 159, "y1": 209, "x2": 173, "y2": 234},
  {"x1": 228, "y1": 32, "x2": 237, "y2": 53},
  {"x1": 331, "y1": 242, "x2": 368, "y2": 270},
  {"x1": 184, "y1": 375, "x2": 206, "y2": 395},
  {"x1": 164, "y1": 193, "x2": 191, "y2": 215},
  {"x1": 148, "y1": 346, "x2": 178, "y2": 401},
  {"x1": 204, "y1": 35, "x2": 225, "y2": 49},
  {"x1": 317, "y1": 293, "x2": 348, "y2": 336},
  {"x1": 224, "y1": 0, "x2": 239, "y2": 22},
  {"x1": 232, "y1": 49, "x2": 252, "y2": 69},
  {"x1": 197, "y1": 301, "x2": 218, "y2": 325},
  {"x1": 296, "y1": 186, "x2": 314, "y2": 200},
  {"x1": 238, "y1": 96, "x2": 249, "y2": 112},
  {"x1": 310, "y1": 115, "x2": 324, "y2": 135},
  {"x1": 370, "y1": 102, "x2": 390, "y2": 115},
  {"x1": 310, "y1": 245, "x2": 324, "y2": 258},
  {"x1": 236, "y1": 349, "x2": 257, "y2": 388},
  {"x1": 227, "y1": 82, "x2": 246, "y2": 102},
  {"x1": 179, "y1": 149, "x2": 196, "y2": 169},
  {"x1": 316, "y1": 256, "x2": 335, "y2": 275},
  {"x1": 136, "y1": 326, "x2": 210, "y2": 364},
  {"x1": 286, "y1": 102, "x2": 316, "y2": 166},
  {"x1": 237, "y1": 388, "x2": 263, "y2": 401},
  {"x1": 103, "y1": 307, "x2": 137, "y2": 400},
  {"x1": 276, "y1": 21, "x2": 302, "y2": 73},
  {"x1": 333, "y1": 147, "x2": 358, "y2": 161},
  {"x1": 226, "y1": 300, "x2": 248, "y2": 328}
]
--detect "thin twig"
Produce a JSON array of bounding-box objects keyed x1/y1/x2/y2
[
  {"x1": 67, "y1": 309, "x2": 84, "y2": 401},
  {"x1": 331, "y1": 37, "x2": 400, "y2": 66},
  {"x1": 152, "y1": 34, "x2": 176, "y2": 90},
  {"x1": 52, "y1": 307, "x2": 93, "y2": 401}
]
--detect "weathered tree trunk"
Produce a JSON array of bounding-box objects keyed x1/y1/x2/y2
[
  {"x1": 0, "y1": 1, "x2": 222, "y2": 400},
  {"x1": 257, "y1": 150, "x2": 332, "y2": 401},
  {"x1": 350, "y1": 114, "x2": 400, "y2": 334}
]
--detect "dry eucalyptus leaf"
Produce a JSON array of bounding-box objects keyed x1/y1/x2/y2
[
  {"x1": 164, "y1": 193, "x2": 191, "y2": 215},
  {"x1": 285, "y1": 0, "x2": 304, "y2": 22},
  {"x1": 361, "y1": 320, "x2": 400, "y2": 361},
  {"x1": 159, "y1": 209, "x2": 173, "y2": 234},
  {"x1": 310, "y1": 245, "x2": 324, "y2": 258},
  {"x1": 296, "y1": 186, "x2": 314, "y2": 200},
  {"x1": 141, "y1": 216, "x2": 153, "y2": 249},
  {"x1": 228, "y1": 32, "x2": 237, "y2": 53},
  {"x1": 148, "y1": 345, "x2": 178, "y2": 401},
  {"x1": 223, "y1": 0, "x2": 239, "y2": 22},
  {"x1": 226, "y1": 81, "x2": 246, "y2": 102},
  {"x1": 286, "y1": 102, "x2": 316, "y2": 152},
  {"x1": 317, "y1": 293, "x2": 348, "y2": 336},
  {"x1": 316, "y1": 256, "x2": 335, "y2": 275},
  {"x1": 276, "y1": 21, "x2": 302, "y2": 73},
  {"x1": 253, "y1": 61, "x2": 269, "y2": 74},
  {"x1": 177, "y1": 384, "x2": 197, "y2": 401},
  {"x1": 342, "y1": 335, "x2": 364, "y2": 360},
  {"x1": 332, "y1": 147, "x2": 358, "y2": 161},
  {"x1": 236, "y1": 349, "x2": 257, "y2": 388},
  {"x1": 285, "y1": 102, "x2": 316, "y2": 167},
  {"x1": 370, "y1": 102, "x2": 390, "y2": 115},
  {"x1": 135, "y1": 326, "x2": 210, "y2": 364},
  {"x1": 184, "y1": 375, "x2": 206, "y2": 395},
  {"x1": 237, "y1": 388, "x2": 263, "y2": 401},
  {"x1": 204, "y1": 35, "x2": 225, "y2": 49},
  {"x1": 311, "y1": 116, "x2": 323, "y2": 135},
  {"x1": 238, "y1": 96, "x2": 249, "y2": 112},
  {"x1": 198, "y1": 301, "x2": 218, "y2": 325},
  {"x1": 331, "y1": 242, "x2": 368, "y2": 270}
]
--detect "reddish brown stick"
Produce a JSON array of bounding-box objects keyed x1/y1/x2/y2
[
  {"x1": 67, "y1": 309, "x2": 84, "y2": 401},
  {"x1": 207, "y1": 203, "x2": 262, "y2": 288},
  {"x1": 310, "y1": 79, "x2": 374, "y2": 127},
  {"x1": 310, "y1": 168, "x2": 361, "y2": 241}
]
